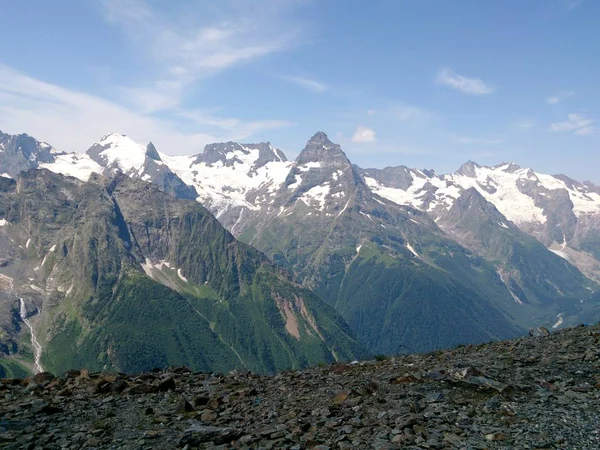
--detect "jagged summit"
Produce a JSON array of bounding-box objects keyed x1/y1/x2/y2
[
  {"x1": 456, "y1": 160, "x2": 482, "y2": 177},
  {"x1": 145, "y1": 142, "x2": 161, "y2": 161},
  {"x1": 192, "y1": 141, "x2": 286, "y2": 168},
  {"x1": 454, "y1": 161, "x2": 530, "y2": 178},
  {"x1": 296, "y1": 131, "x2": 350, "y2": 167},
  {"x1": 308, "y1": 131, "x2": 330, "y2": 143},
  {"x1": 0, "y1": 131, "x2": 57, "y2": 178},
  {"x1": 445, "y1": 187, "x2": 508, "y2": 223},
  {"x1": 493, "y1": 161, "x2": 522, "y2": 173}
]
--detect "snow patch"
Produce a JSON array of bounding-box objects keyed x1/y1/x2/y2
[
  {"x1": 298, "y1": 161, "x2": 322, "y2": 171},
  {"x1": 94, "y1": 134, "x2": 147, "y2": 173},
  {"x1": 336, "y1": 199, "x2": 351, "y2": 218},
  {"x1": 41, "y1": 153, "x2": 103, "y2": 181},
  {"x1": 359, "y1": 211, "x2": 375, "y2": 221},
  {"x1": 288, "y1": 174, "x2": 302, "y2": 190},
  {"x1": 406, "y1": 243, "x2": 420, "y2": 258},
  {"x1": 299, "y1": 183, "x2": 331, "y2": 209}
]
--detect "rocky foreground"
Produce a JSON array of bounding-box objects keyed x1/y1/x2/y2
[{"x1": 2, "y1": 325, "x2": 600, "y2": 449}]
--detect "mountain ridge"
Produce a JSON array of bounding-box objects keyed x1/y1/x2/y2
[
  {"x1": 3, "y1": 127, "x2": 599, "y2": 285},
  {"x1": 1, "y1": 128, "x2": 599, "y2": 361}
]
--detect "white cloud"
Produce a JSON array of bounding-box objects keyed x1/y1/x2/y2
[
  {"x1": 546, "y1": 90, "x2": 575, "y2": 105},
  {"x1": 100, "y1": 0, "x2": 306, "y2": 112},
  {"x1": 280, "y1": 75, "x2": 328, "y2": 93},
  {"x1": 550, "y1": 113, "x2": 595, "y2": 135},
  {"x1": 367, "y1": 109, "x2": 376, "y2": 116},
  {"x1": 452, "y1": 135, "x2": 502, "y2": 145},
  {"x1": 0, "y1": 64, "x2": 292, "y2": 154},
  {"x1": 352, "y1": 126, "x2": 376, "y2": 143},
  {"x1": 435, "y1": 67, "x2": 495, "y2": 95}
]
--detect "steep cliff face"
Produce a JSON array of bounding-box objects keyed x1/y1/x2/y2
[{"x1": 0, "y1": 170, "x2": 365, "y2": 375}]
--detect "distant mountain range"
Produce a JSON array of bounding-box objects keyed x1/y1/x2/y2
[{"x1": 1, "y1": 129, "x2": 599, "y2": 374}]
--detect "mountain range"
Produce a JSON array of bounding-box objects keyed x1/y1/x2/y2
[{"x1": 1, "y1": 129, "x2": 599, "y2": 375}]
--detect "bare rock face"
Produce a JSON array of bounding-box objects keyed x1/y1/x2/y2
[
  {"x1": 1, "y1": 323, "x2": 600, "y2": 449},
  {"x1": 0, "y1": 131, "x2": 57, "y2": 177}
]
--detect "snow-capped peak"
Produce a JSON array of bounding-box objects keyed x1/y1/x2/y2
[
  {"x1": 364, "y1": 159, "x2": 600, "y2": 226},
  {"x1": 87, "y1": 133, "x2": 152, "y2": 173}
]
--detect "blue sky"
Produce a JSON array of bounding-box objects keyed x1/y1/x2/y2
[{"x1": 0, "y1": 0, "x2": 598, "y2": 181}]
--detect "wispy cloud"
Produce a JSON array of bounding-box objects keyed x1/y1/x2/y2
[
  {"x1": 175, "y1": 109, "x2": 294, "y2": 141},
  {"x1": 393, "y1": 104, "x2": 436, "y2": 122},
  {"x1": 550, "y1": 113, "x2": 595, "y2": 135},
  {"x1": 452, "y1": 135, "x2": 502, "y2": 145},
  {"x1": 575, "y1": 126, "x2": 594, "y2": 135},
  {"x1": 280, "y1": 75, "x2": 328, "y2": 93},
  {"x1": 100, "y1": 0, "x2": 307, "y2": 112},
  {"x1": 566, "y1": 0, "x2": 584, "y2": 10},
  {"x1": 546, "y1": 90, "x2": 575, "y2": 105},
  {"x1": 352, "y1": 126, "x2": 376, "y2": 142},
  {"x1": 0, "y1": 64, "x2": 293, "y2": 154},
  {"x1": 435, "y1": 67, "x2": 495, "y2": 95}
]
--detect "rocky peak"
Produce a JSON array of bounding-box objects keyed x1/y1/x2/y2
[
  {"x1": 0, "y1": 130, "x2": 57, "y2": 178},
  {"x1": 495, "y1": 162, "x2": 522, "y2": 173},
  {"x1": 456, "y1": 160, "x2": 481, "y2": 177},
  {"x1": 442, "y1": 187, "x2": 509, "y2": 227},
  {"x1": 278, "y1": 133, "x2": 370, "y2": 212},
  {"x1": 456, "y1": 187, "x2": 494, "y2": 209},
  {"x1": 194, "y1": 142, "x2": 237, "y2": 166},
  {"x1": 145, "y1": 142, "x2": 161, "y2": 162},
  {"x1": 247, "y1": 142, "x2": 287, "y2": 167},
  {"x1": 295, "y1": 132, "x2": 351, "y2": 168},
  {"x1": 193, "y1": 142, "x2": 286, "y2": 169}
]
